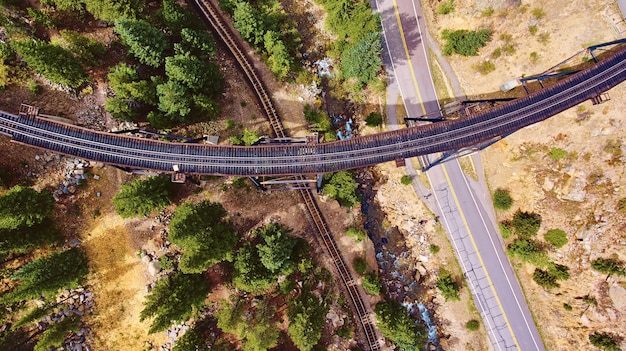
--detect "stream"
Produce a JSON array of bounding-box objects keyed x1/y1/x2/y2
[{"x1": 358, "y1": 168, "x2": 443, "y2": 350}]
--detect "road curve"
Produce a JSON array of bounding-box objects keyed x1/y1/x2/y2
[{"x1": 0, "y1": 46, "x2": 625, "y2": 176}]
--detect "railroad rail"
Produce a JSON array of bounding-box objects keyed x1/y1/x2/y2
[
  {"x1": 1, "y1": 45, "x2": 625, "y2": 176},
  {"x1": 188, "y1": 0, "x2": 381, "y2": 349}
]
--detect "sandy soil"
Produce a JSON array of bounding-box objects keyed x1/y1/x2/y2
[{"x1": 422, "y1": 0, "x2": 626, "y2": 349}]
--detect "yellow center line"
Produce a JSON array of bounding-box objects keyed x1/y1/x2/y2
[
  {"x1": 391, "y1": 0, "x2": 521, "y2": 349},
  {"x1": 440, "y1": 164, "x2": 520, "y2": 349},
  {"x1": 392, "y1": 0, "x2": 427, "y2": 116}
]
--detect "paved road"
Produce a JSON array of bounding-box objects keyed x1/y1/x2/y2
[{"x1": 373, "y1": 0, "x2": 546, "y2": 350}]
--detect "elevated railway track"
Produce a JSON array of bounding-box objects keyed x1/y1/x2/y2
[
  {"x1": 1, "y1": 44, "x2": 625, "y2": 176},
  {"x1": 0, "y1": 3, "x2": 624, "y2": 350}
]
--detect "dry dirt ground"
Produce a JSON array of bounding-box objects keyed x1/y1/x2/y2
[{"x1": 421, "y1": 0, "x2": 626, "y2": 350}]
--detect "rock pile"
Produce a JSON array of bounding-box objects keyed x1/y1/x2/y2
[{"x1": 52, "y1": 158, "x2": 93, "y2": 201}]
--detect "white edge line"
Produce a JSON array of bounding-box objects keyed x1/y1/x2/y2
[{"x1": 459, "y1": 159, "x2": 543, "y2": 351}]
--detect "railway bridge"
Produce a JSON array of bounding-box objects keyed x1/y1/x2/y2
[{"x1": 0, "y1": 46, "x2": 625, "y2": 176}]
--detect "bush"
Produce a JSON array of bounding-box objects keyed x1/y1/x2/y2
[
  {"x1": 362, "y1": 272, "x2": 381, "y2": 295},
  {"x1": 400, "y1": 175, "x2": 413, "y2": 185},
  {"x1": 549, "y1": 147, "x2": 568, "y2": 160},
  {"x1": 617, "y1": 198, "x2": 626, "y2": 213},
  {"x1": 528, "y1": 25, "x2": 538, "y2": 35},
  {"x1": 563, "y1": 303, "x2": 572, "y2": 311},
  {"x1": 589, "y1": 332, "x2": 621, "y2": 351},
  {"x1": 544, "y1": 229, "x2": 568, "y2": 248},
  {"x1": 429, "y1": 244, "x2": 440, "y2": 254},
  {"x1": 436, "y1": 269, "x2": 460, "y2": 301},
  {"x1": 442, "y1": 29, "x2": 491, "y2": 56},
  {"x1": 493, "y1": 188, "x2": 513, "y2": 210},
  {"x1": 323, "y1": 171, "x2": 360, "y2": 208},
  {"x1": 353, "y1": 257, "x2": 367, "y2": 275},
  {"x1": 591, "y1": 257, "x2": 626, "y2": 277},
  {"x1": 341, "y1": 32, "x2": 383, "y2": 84},
  {"x1": 532, "y1": 7, "x2": 546, "y2": 20},
  {"x1": 465, "y1": 319, "x2": 479, "y2": 331},
  {"x1": 511, "y1": 211, "x2": 541, "y2": 238},
  {"x1": 437, "y1": 0, "x2": 455, "y2": 14},
  {"x1": 346, "y1": 226, "x2": 367, "y2": 242},
  {"x1": 532, "y1": 268, "x2": 559, "y2": 289},
  {"x1": 499, "y1": 222, "x2": 513, "y2": 239},
  {"x1": 366, "y1": 112, "x2": 383, "y2": 127},
  {"x1": 506, "y1": 238, "x2": 550, "y2": 267},
  {"x1": 474, "y1": 60, "x2": 495, "y2": 75}
]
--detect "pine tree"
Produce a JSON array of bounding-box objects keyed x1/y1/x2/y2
[{"x1": 0, "y1": 186, "x2": 54, "y2": 230}]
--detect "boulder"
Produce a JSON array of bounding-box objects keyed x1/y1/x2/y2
[
  {"x1": 147, "y1": 260, "x2": 161, "y2": 276},
  {"x1": 609, "y1": 283, "x2": 626, "y2": 311}
]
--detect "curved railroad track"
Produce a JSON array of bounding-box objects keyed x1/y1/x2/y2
[
  {"x1": 1, "y1": 44, "x2": 625, "y2": 176},
  {"x1": 187, "y1": 0, "x2": 382, "y2": 349}
]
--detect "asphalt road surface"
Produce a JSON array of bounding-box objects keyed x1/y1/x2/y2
[{"x1": 373, "y1": 0, "x2": 546, "y2": 349}]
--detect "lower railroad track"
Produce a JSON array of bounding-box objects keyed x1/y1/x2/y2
[{"x1": 188, "y1": 0, "x2": 382, "y2": 349}]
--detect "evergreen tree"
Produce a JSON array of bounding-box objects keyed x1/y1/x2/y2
[
  {"x1": 2, "y1": 248, "x2": 88, "y2": 303},
  {"x1": 140, "y1": 272, "x2": 209, "y2": 334},
  {"x1": 177, "y1": 28, "x2": 216, "y2": 59},
  {"x1": 287, "y1": 292, "x2": 327, "y2": 351},
  {"x1": 375, "y1": 301, "x2": 427, "y2": 351},
  {"x1": 232, "y1": 242, "x2": 274, "y2": 293},
  {"x1": 341, "y1": 32, "x2": 382, "y2": 84},
  {"x1": 13, "y1": 39, "x2": 87, "y2": 88},
  {"x1": 216, "y1": 298, "x2": 279, "y2": 351},
  {"x1": 112, "y1": 176, "x2": 172, "y2": 218},
  {"x1": 169, "y1": 201, "x2": 238, "y2": 273},
  {"x1": 0, "y1": 186, "x2": 54, "y2": 230},
  {"x1": 591, "y1": 257, "x2": 626, "y2": 277},
  {"x1": 255, "y1": 223, "x2": 296, "y2": 274},
  {"x1": 114, "y1": 19, "x2": 169, "y2": 67},
  {"x1": 165, "y1": 55, "x2": 223, "y2": 93},
  {"x1": 322, "y1": 171, "x2": 360, "y2": 207},
  {"x1": 0, "y1": 219, "x2": 63, "y2": 255}
]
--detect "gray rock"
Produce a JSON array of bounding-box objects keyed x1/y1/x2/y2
[{"x1": 148, "y1": 260, "x2": 161, "y2": 276}]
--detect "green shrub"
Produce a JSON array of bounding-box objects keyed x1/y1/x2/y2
[
  {"x1": 429, "y1": 244, "x2": 440, "y2": 254},
  {"x1": 582, "y1": 294, "x2": 598, "y2": 306},
  {"x1": 530, "y1": 51, "x2": 539, "y2": 63},
  {"x1": 353, "y1": 257, "x2": 367, "y2": 275},
  {"x1": 507, "y1": 238, "x2": 550, "y2": 267},
  {"x1": 400, "y1": 175, "x2": 413, "y2": 185},
  {"x1": 436, "y1": 269, "x2": 460, "y2": 301},
  {"x1": 493, "y1": 188, "x2": 513, "y2": 210},
  {"x1": 465, "y1": 319, "x2": 479, "y2": 331},
  {"x1": 563, "y1": 303, "x2": 572, "y2": 311},
  {"x1": 591, "y1": 258, "x2": 626, "y2": 277},
  {"x1": 323, "y1": 171, "x2": 360, "y2": 208},
  {"x1": 474, "y1": 60, "x2": 495, "y2": 75},
  {"x1": 511, "y1": 211, "x2": 541, "y2": 238},
  {"x1": 159, "y1": 255, "x2": 174, "y2": 271},
  {"x1": 28, "y1": 79, "x2": 41, "y2": 94},
  {"x1": 549, "y1": 147, "x2": 568, "y2": 160},
  {"x1": 362, "y1": 272, "x2": 382, "y2": 295},
  {"x1": 491, "y1": 47, "x2": 501, "y2": 59},
  {"x1": 481, "y1": 7, "x2": 494, "y2": 16},
  {"x1": 437, "y1": 0, "x2": 455, "y2": 15},
  {"x1": 499, "y1": 222, "x2": 513, "y2": 239},
  {"x1": 442, "y1": 29, "x2": 491, "y2": 56},
  {"x1": 528, "y1": 25, "x2": 538, "y2": 35},
  {"x1": 544, "y1": 229, "x2": 568, "y2": 248},
  {"x1": 532, "y1": 7, "x2": 546, "y2": 19},
  {"x1": 366, "y1": 112, "x2": 383, "y2": 127},
  {"x1": 589, "y1": 332, "x2": 621, "y2": 351},
  {"x1": 346, "y1": 226, "x2": 367, "y2": 242}
]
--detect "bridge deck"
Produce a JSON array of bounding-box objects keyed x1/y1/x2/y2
[{"x1": 1, "y1": 45, "x2": 625, "y2": 176}]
